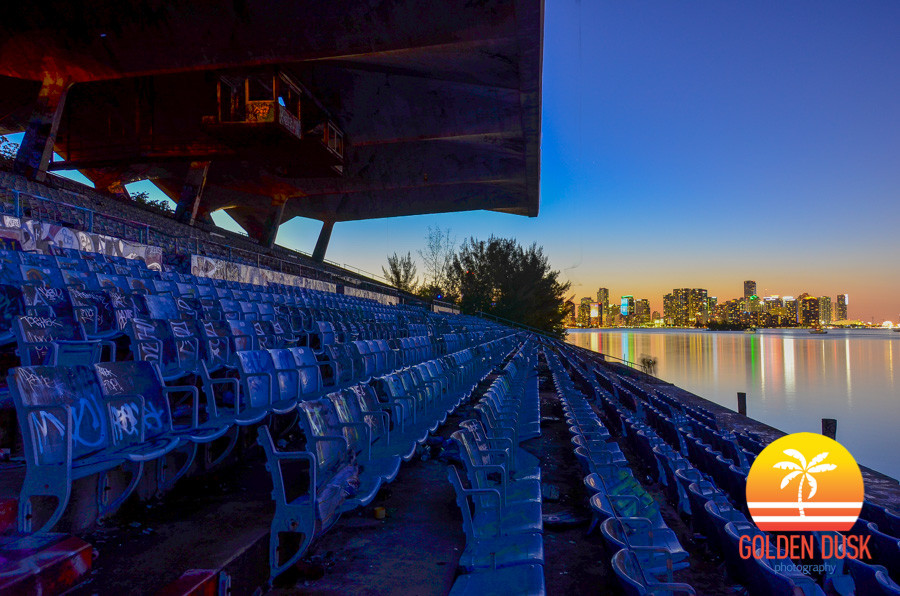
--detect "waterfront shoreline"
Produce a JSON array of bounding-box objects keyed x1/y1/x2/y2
[{"x1": 572, "y1": 346, "x2": 900, "y2": 511}]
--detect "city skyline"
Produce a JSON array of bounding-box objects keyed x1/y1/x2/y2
[
  {"x1": 570, "y1": 281, "x2": 866, "y2": 324},
  {"x1": 9, "y1": 1, "x2": 899, "y2": 321},
  {"x1": 263, "y1": 1, "x2": 900, "y2": 323}
]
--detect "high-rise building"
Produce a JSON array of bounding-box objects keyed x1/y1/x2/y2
[
  {"x1": 589, "y1": 302, "x2": 601, "y2": 327},
  {"x1": 621, "y1": 296, "x2": 635, "y2": 321},
  {"x1": 783, "y1": 296, "x2": 797, "y2": 324},
  {"x1": 636, "y1": 299, "x2": 651, "y2": 325},
  {"x1": 665, "y1": 288, "x2": 708, "y2": 325},
  {"x1": 836, "y1": 294, "x2": 849, "y2": 321},
  {"x1": 687, "y1": 288, "x2": 708, "y2": 324},
  {"x1": 672, "y1": 288, "x2": 689, "y2": 326},
  {"x1": 725, "y1": 299, "x2": 742, "y2": 323},
  {"x1": 578, "y1": 297, "x2": 591, "y2": 327},
  {"x1": 596, "y1": 288, "x2": 609, "y2": 325},
  {"x1": 663, "y1": 293, "x2": 675, "y2": 325},
  {"x1": 800, "y1": 296, "x2": 819, "y2": 326},
  {"x1": 818, "y1": 296, "x2": 832, "y2": 326},
  {"x1": 744, "y1": 280, "x2": 757, "y2": 299},
  {"x1": 606, "y1": 304, "x2": 620, "y2": 327},
  {"x1": 597, "y1": 288, "x2": 609, "y2": 308}
]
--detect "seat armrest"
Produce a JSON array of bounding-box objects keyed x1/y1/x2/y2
[{"x1": 164, "y1": 385, "x2": 201, "y2": 428}]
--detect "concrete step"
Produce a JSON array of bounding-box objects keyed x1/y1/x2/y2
[
  {"x1": 155, "y1": 569, "x2": 229, "y2": 596},
  {"x1": 67, "y1": 462, "x2": 272, "y2": 595},
  {"x1": 0, "y1": 532, "x2": 92, "y2": 595}
]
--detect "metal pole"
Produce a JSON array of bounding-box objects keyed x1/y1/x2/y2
[
  {"x1": 822, "y1": 418, "x2": 837, "y2": 440},
  {"x1": 737, "y1": 392, "x2": 747, "y2": 416}
]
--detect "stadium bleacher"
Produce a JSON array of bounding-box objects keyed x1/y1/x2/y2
[
  {"x1": 0, "y1": 167, "x2": 530, "y2": 593},
  {"x1": 1, "y1": 168, "x2": 899, "y2": 595}
]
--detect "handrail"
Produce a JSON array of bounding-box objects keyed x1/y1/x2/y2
[
  {"x1": 474, "y1": 311, "x2": 562, "y2": 340},
  {"x1": 474, "y1": 310, "x2": 645, "y2": 370},
  {"x1": 567, "y1": 343, "x2": 644, "y2": 371}
]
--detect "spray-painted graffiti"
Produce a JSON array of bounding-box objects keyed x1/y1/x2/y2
[
  {"x1": 245, "y1": 101, "x2": 274, "y2": 123},
  {"x1": 28, "y1": 412, "x2": 66, "y2": 465},
  {"x1": 111, "y1": 402, "x2": 140, "y2": 442},
  {"x1": 19, "y1": 220, "x2": 163, "y2": 270},
  {"x1": 190, "y1": 255, "x2": 336, "y2": 293}
]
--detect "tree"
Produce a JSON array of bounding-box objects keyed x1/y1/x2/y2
[
  {"x1": 131, "y1": 190, "x2": 174, "y2": 213},
  {"x1": 447, "y1": 235, "x2": 570, "y2": 338},
  {"x1": 417, "y1": 225, "x2": 456, "y2": 290},
  {"x1": 382, "y1": 251, "x2": 418, "y2": 294},
  {"x1": 774, "y1": 449, "x2": 836, "y2": 518},
  {"x1": 0, "y1": 138, "x2": 18, "y2": 167}
]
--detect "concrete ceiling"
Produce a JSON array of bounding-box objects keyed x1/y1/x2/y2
[{"x1": 0, "y1": 0, "x2": 543, "y2": 241}]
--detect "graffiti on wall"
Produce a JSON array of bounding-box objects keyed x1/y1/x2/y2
[
  {"x1": 190, "y1": 254, "x2": 337, "y2": 293},
  {"x1": 18, "y1": 220, "x2": 163, "y2": 270},
  {"x1": 343, "y1": 286, "x2": 400, "y2": 306}
]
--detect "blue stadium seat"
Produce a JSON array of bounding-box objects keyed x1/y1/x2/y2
[{"x1": 9, "y1": 365, "x2": 179, "y2": 532}]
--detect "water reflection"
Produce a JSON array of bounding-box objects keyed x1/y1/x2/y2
[{"x1": 566, "y1": 328, "x2": 900, "y2": 480}]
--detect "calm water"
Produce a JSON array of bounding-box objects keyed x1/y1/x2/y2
[{"x1": 566, "y1": 328, "x2": 900, "y2": 480}]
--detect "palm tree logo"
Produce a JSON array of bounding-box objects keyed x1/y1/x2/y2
[{"x1": 774, "y1": 449, "x2": 837, "y2": 517}]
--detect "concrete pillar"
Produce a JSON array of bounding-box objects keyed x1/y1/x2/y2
[
  {"x1": 312, "y1": 220, "x2": 335, "y2": 262},
  {"x1": 174, "y1": 161, "x2": 211, "y2": 225},
  {"x1": 258, "y1": 194, "x2": 289, "y2": 248},
  {"x1": 14, "y1": 69, "x2": 71, "y2": 182}
]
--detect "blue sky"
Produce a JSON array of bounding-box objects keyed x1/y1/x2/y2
[
  {"x1": 9, "y1": 1, "x2": 900, "y2": 321},
  {"x1": 320, "y1": 1, "x2": 900, "y2": 321}
]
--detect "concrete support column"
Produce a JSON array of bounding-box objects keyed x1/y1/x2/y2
[
  {"x1": 174, "y1": 161, "x2": 212, "y2": 225},
  {"x1": 14, "y1": 69, "x2": 71, "y2": 183},
  {"x1": 312, "y1": 220, "x2": 335, "y2": 262},
  {"x1": 258, "y1": 194, "x2": 289, "y2": 248}
]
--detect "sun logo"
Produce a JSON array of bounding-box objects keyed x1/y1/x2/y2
[{"x1": 746, "y1": 432, "x2": 863, "y2": 531}]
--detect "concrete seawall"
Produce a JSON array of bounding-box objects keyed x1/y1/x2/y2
[{"x1": 586, "y1": 354, "x2": 900, "y2": 510}]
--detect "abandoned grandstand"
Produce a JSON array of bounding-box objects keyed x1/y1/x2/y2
[{"x1": 2, "y1": 1, "x2": 900, "y2": 595}]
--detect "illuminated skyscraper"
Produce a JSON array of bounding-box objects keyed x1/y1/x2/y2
[
  {"x1": 725, "y1": 299, "x2": 742, "y2": 323},
  {"x1": 621, "y1": 295, "x2": 635, "y2": 320},
  {"x1": 578, "y1": 297, "x2": 591, "y2": 327},
  {"x1": 597, "y1": 288, "x2": 609, "y2": 308},
  {"x1": 663, "y1": 293, "x2": 675, "y2": 325},
  {"x1": 800, "y1": 296, "x2": 819, "y2": 326},
  {"x1": 606, "y1": 304, "x2": 620, "y2": 327},
  {"x1": 666, "y1": 288, "x2": 707, "y2": 325},
  {"x1": 819, "y1": 296, "x2": 832, "y2": 326},
  {"x1": 672, "y1": 288, "x2": 689, "y2": 326},
  {"x1": 589, "y1": 302, "x2": 601, "y2": 327},
  {"x1": 783, "y1": 296, "x2": 797, "y2": 324},
  {"x1": 597, "y1": 288, "x2": 609, "y2": 325},
  {"x1": 836, "y1": 294, "x2": 849, "y2": 320},
  {"x1": 744, "y1": 280, "x2": 757, "y2": 299},
  {"x1": 688, "y1": 288, "x2": 708, "y2": 324},
  {"x1": 636, "y1": 299, "x2": 651, "y2": 325}
]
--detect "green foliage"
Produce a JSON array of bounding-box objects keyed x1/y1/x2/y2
[
  {"x1": 0, "y1": 138, "x2": 19, "y2": 167},
  {"x1": 447, "y1": 236, "x2": 570, "y2": 338},
  {"x1": 131, "y1": 190, "x2": 174, "y2": 213},
  {"x1": 415, "y1": 282, "x2": 453, "y2": 303},
  {"x1": 382, "y1": 251, "x2": 418, "y2": 293}
]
